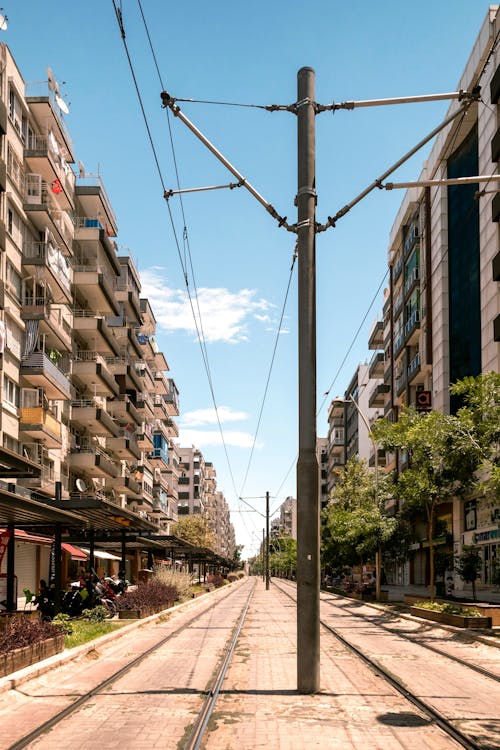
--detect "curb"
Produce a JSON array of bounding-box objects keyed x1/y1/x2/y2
[{"x1": 0, "y1": 581, "x2": 241, "y2": 694}]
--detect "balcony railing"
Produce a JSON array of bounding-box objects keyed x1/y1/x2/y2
[
  {"x1": 407, "y1": 352, "x2": 421, "y2": 380},
  {"x1": 20, "y1": 406, "x2": 61, "y2": 437},
  {"x1": 404, "y1": 309, "x2": 420, "y2": 339},
  {"x1": 404, "y1": 266, "x2": 419, "y2": 296}
]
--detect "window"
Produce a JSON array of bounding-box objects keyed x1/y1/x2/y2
[
  {"x1": 6, "y1": 204, "x2": 24, "y2": 247},
  {"x1": 4, "y1": 375, "x2": 19, "y2": 408},
  {"x1": 6, "y1": 261, "x2": 22, "y2": 302}
]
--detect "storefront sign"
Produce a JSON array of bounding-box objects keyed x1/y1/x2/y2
[{"x1": 473, "y1": 528, "x2": 500, "y2": 544}]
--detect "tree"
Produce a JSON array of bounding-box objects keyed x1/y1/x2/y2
[
  {"x1": 269, "y1": 536, "x2": 296, "y2": 578},
  {"x1": 450, "y1": 371, "x2": 500, "y2": 499},
  {"x1": 173, "y1": 516, "x2": 216, "y2": 550},
  {"x1": 455, "y1": 545, "x2": 482, "y2": 600},
  {"x1": 232, "y1": 544, "x2": 244, "y2": 568},
  {"x1": 373, "y1": 408, "x2": 481, "y2": 600},
  {"x1": 322, "y1": 457, "x2": 397, "y2": 599}
]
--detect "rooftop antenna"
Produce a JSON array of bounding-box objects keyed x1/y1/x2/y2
[
  {"x1": 0, "y1": 10, "x2": 8, "y2": 31},
  {"x1": 47, "y1": 66, "x2": 70, "y2": 114}
]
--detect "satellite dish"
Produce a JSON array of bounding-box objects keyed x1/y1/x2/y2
[
  {"x1": 47, "y1": 67, "x2": 56, "y2": 91},
  {"x1": 55, "y1": 93, "x2": 70, "y2": 114},
  {"x1": 0, "y1": 11, "x2": 8, "y2": 31},
  {"x1": 75, "y1": 478, "x2": 87, "y2": 493}
]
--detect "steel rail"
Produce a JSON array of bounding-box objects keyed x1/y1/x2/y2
[
  {"x1": 8, "y1": 581, "x2": 252, "y2": 750},
  {"x1": 319, "y1": 590, "x2": 500, "y2": 685},
  {"x1": 273, "y1": 580, "x2": 484, "y2": 750},
  {"x1": 185, "y1": 578, "x2": 256, "y2": 750}
]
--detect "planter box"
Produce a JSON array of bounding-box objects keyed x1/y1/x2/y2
[
  {"x1": 0, "y1": 634, "x2": 64, "y2": 677},
  {"x1": 0, "y1": 611, "x2": 40, "y2": 631},
  {"x1": 409, "y1": 606, "x2": 492, "y2": 629},
  {"x1": 405, "y1": 595, "x2": 500, "y2": 625},
  {"x1": 118, "y1": 603, "x2": 173, "y2": 620}
]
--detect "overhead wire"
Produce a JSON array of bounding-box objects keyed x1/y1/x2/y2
[{"x1": 112, "y1": 0, "x2": 242, "y2": 505}]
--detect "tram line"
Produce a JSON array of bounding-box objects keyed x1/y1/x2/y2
[
  {"x1": 8, "y1": 579, "x2": 256, "y2": 750},
  {"x1": 273, "y1": 579, "x2": 494, "y2": 750}
]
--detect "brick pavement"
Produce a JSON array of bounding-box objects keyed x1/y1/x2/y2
[
  {"x1": 204, "y1": 578, "x2": 462, "y2": 750},
  {"x1": 0, "y1": 578, "x2": 491, "y2": 749}
]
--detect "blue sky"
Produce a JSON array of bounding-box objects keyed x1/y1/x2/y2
[{"x1": 4, "y1": 1, "x2": 491, "y2": 556}]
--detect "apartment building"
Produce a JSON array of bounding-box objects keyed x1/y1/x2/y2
[
  {"x1": 177, "y1": 446, "x2": 235, "y2": 559},
  {"x1": 0, "y1": 43, "x2": 199, "y2": 595},
  {"x1": 377, "y1": 6, "x2": 500, "y2": 588}
]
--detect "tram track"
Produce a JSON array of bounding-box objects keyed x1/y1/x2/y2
[
  {"x1": 7, "y1": 579, "x2": 255, "y2": 750},
  {"x1": 274, "y1": 579, "x2": 498, "y2": 750}
]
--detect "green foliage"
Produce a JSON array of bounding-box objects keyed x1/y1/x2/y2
[
  {"x1": 173, "y1": 516, "x2": 216, "y2": 550},
  {"x1": 413, "y1": 600, "x2": 481, "y2": 617},
  {"x1": 455, "y1": 545, "x2": 482, "y2": 600},
  {"x1": 451, "y1": 371, "x2": 500, "y2": 499},
  {"x1": 52, "y1": 612, "x2": 73, "y2": 634},
  {"x1": 321, "y1": 458, "x2": 397, "y2": 568},
  {"x1": 83, "y1": 605, "x2": 109, "y2": 623},
  {"x1": 269, "y1": 536, "x2": 297, "y2": 577},
  {"x1": 64, "y1": 620, "x2": 124, "y2": 649}
]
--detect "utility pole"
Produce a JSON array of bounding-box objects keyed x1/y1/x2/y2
[
  {"x1": 262, "y1": 528, "x2": 265, "y2": 583},
  {"x1": 266, "y1": 491, "x2": 270, "y2": 590},
  {"x1": 296, "y1": 67, "x2": 320, "y2": 694}
]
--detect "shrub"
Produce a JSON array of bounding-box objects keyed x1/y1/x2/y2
[
  {"x1": 208, "y1": 574, "x2": 224, "y2": 588},
  {"x1": 0, "y1": 616, "x2": 61, "y2": 654},
  {"x1": 116, "y1": 580, "x2": 177, "y2": 611},
  {"x1": 83, "y1": 606, "x2": 109, "y2": 623},
  {"x1": 237, "y1": 571, "x2": 245, "y2": 579},
  {"x1": 52, "y1": 613, "x2": 73, "y2": 635},
  {"x1": 227, "y1": 573, "x2": 238, "y2": 583},
  {"x1": 414, "y1": 600, "x2": 481, "y2": 617},
  {"x1": 152, "y1": 566, "x2": 190, "y2": 599}
]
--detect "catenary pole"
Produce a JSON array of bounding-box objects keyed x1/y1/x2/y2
[
  {"x1": 296, "y1": 67, "x2": 320, "y2": 694},
  {"x1": 266, "y1": 491, "x2": 270, "y2": 590}
]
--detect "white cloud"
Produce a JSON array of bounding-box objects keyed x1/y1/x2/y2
[
  {"x1": 140, "y1": 268, "x2": 273, "y2": 343},
  {"x1": 180, "y1": 406, "x2": 249, "y2": 427},
  {"x1": 177, "y1": 429, "x2": 260, "y2": 449}
]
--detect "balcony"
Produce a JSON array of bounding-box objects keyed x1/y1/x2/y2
[
  {"x1": 368, "y1": 383, "x2": 390, "y2": 408},
  {"x1": 21, "y1": 351, "x2": 71, "y2": 400},
  {"x1": 72, "y1": 264, "x2": 119, "y2": 316},
  {"x1": 394, "y1": 331, "x2": 405, "y2": 356},
  {"x1": 24, "y1": 133, "x2": 75, "y2": 211},
  {"x1": 403, "y1": 226, "x2": 419, "y2": 258},
  {"x1": 368, "y1": 351, "x2": 384, "y2": 379},
  {"x1": 164, "y1": 379, "x2": 180, "y2": 416},
  {"x1": 135, "y1": 393, "x2": 155, "y2": 419},
  {"x1": 107, "y1": 432, "x2": 142, "y2": 461},
  {"x1": 26, "y1": 87, "x2": 74, "y2": 161},
  {"x1": 105, "y1": 357, "x2": 143, "y2": 393},
  {"x1": 147, "y1": 446, "x2": 169, "y2": 470},
  {"x1": 136, "y1": 421, "x2": 154, "y2": 450},
  {"x1": 73, "y1": 219, "x2": 121, "y2": 275},
  {"x1": 24, "y1": 176, "x2": 74, "y2": 252},
  {"x1": 369, "y1": 447, "x2": 387, "y2": 469},
  {"x1": 395, "y1": 373, "x2": 406, "y2": 396},
  {"x1": 116, "y1": 273, "x2": 142, "y2": 323},
  {"x1": 69, "y1": 445, "x2": 119, "y2": 479},
  {"x1": 70, "y1": 399, "x2": 120, "y2": 437},
  {"x1": 107, "y1": 471, "x2": 142, "y2": 497},
  {"x1": 393, "y1": 255, "x2": 403, "y2": 283},
  {"x1": 19, "y1": 406, "x2": 62, "y2": 448},
  {"x1": 22, "y1": 465, "x2": 57, "y2": 497},
  {"x1": 368, "y1": 320, "x2": 384, "y2": 350},
  {"x1": 72, "y1": 351, "x2": 119, "y2": 397},
  {"x1": 404, "y1": 266, "x2": 420, "y2": 297},
  {"x1": 394, "y1": 291, "x2": 403, "y2": 318},
  {"x1": 22, "y1": 241, "x2": 72, "y2": 303},
  {"x1": 75, "y1": 177, "x2": 118, "y2": 237},
  {"x1": 73, "y1": 312, "x2": 119, "y2": 354},
  {"x1": 107, "y1": 394, "x2": 142, "y2": 426},
  {"x1": 407, "y1": 352, "x2": 422, "y2": 383},
  {"x1": 21, "y1": 298, "x2": 72, "y2": 351},
  {"x1": 404, "y1": 309, "x2": 420, "y2": 345}
]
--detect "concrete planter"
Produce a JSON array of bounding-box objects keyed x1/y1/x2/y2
[
  {"x1": 0, "y1": 633, "x2": 64, "y2": 677},
  {"x1": 118, "y1": 603, "x2": 174, "y2": 619},
  {"x1": 405, "y1": 595, "x2": 500, "y2": 625},
  {"x1": 409, "y1": 606, "x2": 492, "y2": 629}
]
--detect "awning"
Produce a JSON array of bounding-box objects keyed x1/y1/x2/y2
[
  {"x1": 80, "y1": 548, "x2": 121, "y2": 561},
  {"x1": 1, "y1": 529, "x2": 52, "y2": 545},
  {"x1": 61, "y1": 543, "x2": 87, "y2": 561}
]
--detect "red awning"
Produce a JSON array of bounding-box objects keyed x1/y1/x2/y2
[
  {"x1": 61, "y1": 543, "x2": 88, "y2": 561},
  {"x1": 0, "y1": 529, "x2": 52, "y2": 545}
]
